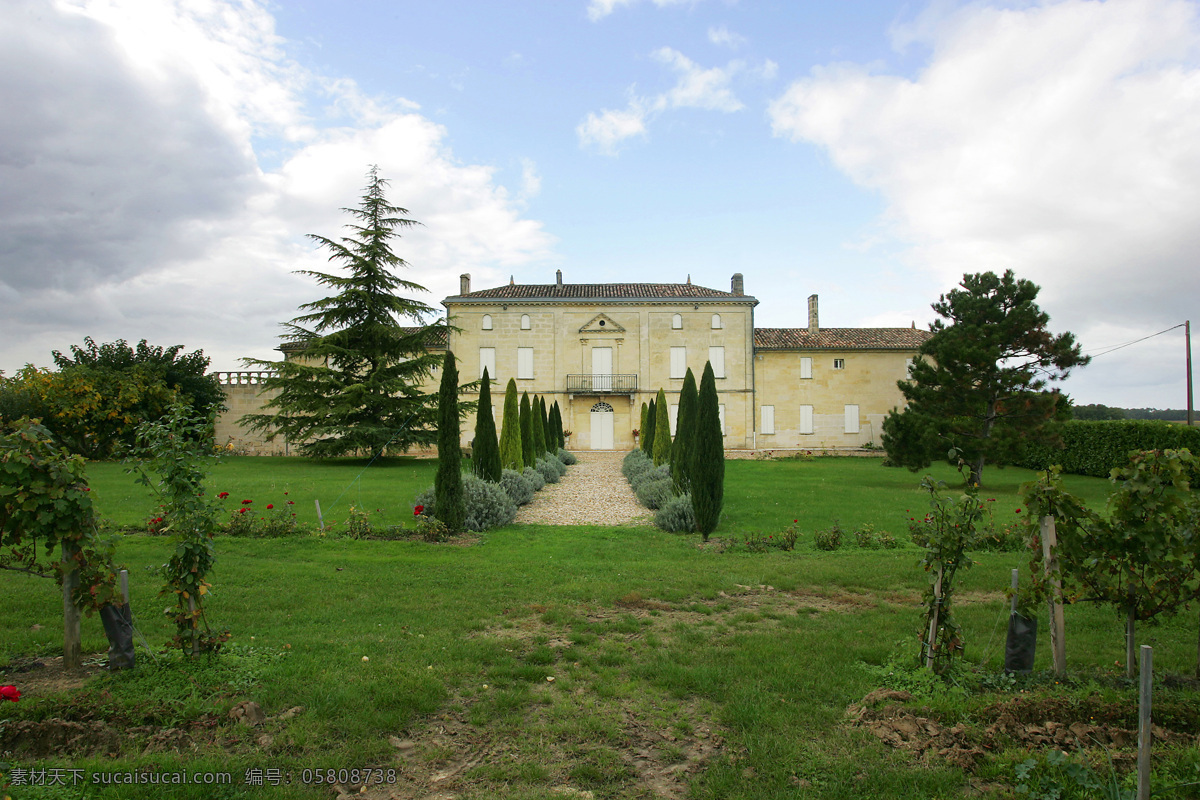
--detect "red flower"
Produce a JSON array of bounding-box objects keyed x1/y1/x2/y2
[
  {"x1": 238, "y1": 508, "x2": 248, "y2": 515},
  {"x1": 218, "y1": 492, "x2": 229, "y2": 499},
  {"x1": 793, "y1": 519, "x2": 798, "y2": 523},
  {"x1": 1015, "y1": 508, "x2": 1022, "y2": 514},
  {"x1": 287, "y1": 501, "x2": 294, "y2": 505},
  {"x1": 414, "y1": 505, "x2": 425, "y2": 516},
  {"x1": 241, "y1": 499, "x2": 252, "y2": 505},
  {"x1": 266, "y1": 504, "x2": 274, "y2": 509},
  {"x1": 0, "y1": 685, "x2": 19, "y2": 702}
]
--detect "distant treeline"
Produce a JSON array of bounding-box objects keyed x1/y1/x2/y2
[{"x1": 1071, "y1": 404, "x2": 1190, "y2": 421}]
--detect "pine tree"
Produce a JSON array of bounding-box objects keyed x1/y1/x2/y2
[
  {"x1": 531, "y1": 394, "x2": 547, "y2": 460},
  {"x1": 652, "y1": 388, "x2": 671, "y2": 466},
  {"x1": 691, "y1": 362, "x2": 724, "y2": 540},
  {"x1": 472, "y1": 367, "x2": 501, "y2": 482},
  {"x1": 642, "y1": 398, "x2": 656, "y2": 456},
  {"x1": 434, "y1": 351, "x2": 464, "y2": 531},
  {"x1": 671, "y1": 368, "x2": 698, "y2": 494},
  {"x1": 520, "y1": 392, "x2": 534, "y2": 468},
  {"x1": 499, "y1": 379, "x2": 523, "y2": 471},
  {"x1": 242, "y1": 167, "x2": 446, "y2": 458}
]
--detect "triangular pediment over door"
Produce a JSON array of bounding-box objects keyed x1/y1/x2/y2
[{"x1": 578, "y1": 313, "x2": 625, "y2": 334}]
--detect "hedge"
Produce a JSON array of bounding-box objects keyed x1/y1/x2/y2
[{"x1": 1017, "y1": 420, "x2": 1200, "y2": 477}]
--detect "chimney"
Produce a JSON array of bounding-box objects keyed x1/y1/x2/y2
[
  {"x1": 807, "y1": 294, "x2": 819, "y2": 334},
  {"x1": 459, "y1": 273, "x2": 470, "y2": 295},
  {"x1": 731, "y1": 273, "x2": 744, "y2": 296},
  {"x1": 556, "y1": 269, "x2": 563, "y2": 288}
]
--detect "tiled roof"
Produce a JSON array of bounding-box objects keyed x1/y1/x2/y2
[
  {"x1": 754, "y1": 327, "x2": 931, "y2": 351},
  {"x1": 450, "y1": 283, "x2": 752, "y2": 301}
]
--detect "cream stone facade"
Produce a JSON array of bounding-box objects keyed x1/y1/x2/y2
[{"x1": 213, "y1": 273, "x2": 929, "y2": 453}]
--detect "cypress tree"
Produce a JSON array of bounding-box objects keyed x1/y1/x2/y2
[
  {"x1": 499, "y1": 378, "x2": 523, "y2": 471},
  {"x1": 691, "y1": 362, "x2": 724, "y2": 541},
  {"x1": 671, "y1": 368, "x2": 698, "y2": 494},
  {"x1": 520, "y1": 392, "x2": 534, "y2": 468},
  {"x1": 549, "y1": 402, "x2": 562, "y2": 452},
  {"x1": 642, "y1": 398, "x2": 656, "y2": 456},
  {"x1": 638, "y1": 402, "x2": 648, "y2": 450},
  {"x1": 531, "y1": 394, "x2": 547, "y2": 460},
  {"x1": 539, "y1": 396, "x2": 552, "y2": 455},
  {"x1": 434, "y1": 350, "x2": 464, "y2": 532},
  {"x1": 473, "y1": 367, "x2": 501, "y2": 482},
  {"x1": 652, "y1": 388, "x2": 671, "y2": 466}
]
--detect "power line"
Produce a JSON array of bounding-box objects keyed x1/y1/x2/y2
[{"x1": 1085, "y1": 324, "x2": 1185, "y2": 359}]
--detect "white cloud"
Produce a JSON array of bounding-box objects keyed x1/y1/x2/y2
[
  {"x1": 768, "y1": 0, "x2": 1200, "y2": 405},
  {"x1": 708, "y1": 24, "x2": 747, "y2": 49},
  {"x1": 586, "y1": 0, "x2": 694, "y2": 22},
  {"x1": 518, "y1": 158, "x2": 542, "y2": 205},
  {"x1": 578, "y1": 49, "x2": 750, "y2": 153},
  {"x1": 0, "y1": 0, "x2": 554, "y2": 373}
]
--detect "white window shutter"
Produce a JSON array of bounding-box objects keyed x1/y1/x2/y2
[
  {"x1": 844, "y1": 404, "x2": 860, "y2": 434},
  {"x1": 761, "y1": 405, "x2": 775, "y2": 435},
  {"x1": 669, "y1": 404, "x2": 678, "y2": 435},
  {"x1": 800, "y1": 357, "x2": 812, "y2": 379},
  {"x1": 670, "y1": 347, "x2": 686, "y2": 379},
  {"x1": 709, "y1": 347, "x2": 725, "y2": 379},
  {"x1": 517, "y1": 347, "x2": 533, "y2": 379},
  {"x1": 718, "y1": 404, "x2": 726, "y2": 436},
  {"x1": 799, "y1": 405, "x2": 813, "y2": 434},
  {"x1": 479, "y1": 348, "x2": 496, "y2": 380}
]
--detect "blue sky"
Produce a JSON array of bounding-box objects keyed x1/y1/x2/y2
[{"x1": 2, "y1": 0, "x2": 1198, "y2": 408}]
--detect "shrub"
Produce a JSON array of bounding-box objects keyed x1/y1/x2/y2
[
  {"x1": 523, "y1": 466, "x2": 545, "y2": 492},
  {"x1": 499, "y1": 468, "x2": 535, "y2": 506},
  {"x1": 622, "y1": 448, "x2": 652, "y2": 481},
  {"x1": 815, "y1": 522, "x2": 843, "y2": 551},
  {"x1": 1016, "y1": 419, "x2": 1200, "y2": 477},
  {"x1": 878, "y1": 530, "x2": 898, "y2": 549},
  {"x1": 655, "y1": 492, "x2": 695, "y2": 533},
  {"x1": 557, "y1": 448, "x2": 577, "y2": 466},
  {"x1": 854, "y1": 524, "x2": 880, "y2": 549},
  {"x1": 411, "y1": 474, "x2": 516, "y2": 532},
  {"x1": 631, "y1": 462, "x2": 670, "y2": 491},
  {"x1": 413, "y1": 515, "x2": 450, "y2": 542},
  {"x1": 779, "y1": 520, "x2": 799, "y2": 551},
  {"x1": 635, "y1": 473, "x2": 675, "y2": 509},
  {"x1": 535, "y1": 456, "x2": 562, "y2": 484},
  {"x1": 343, "y1": 506, "x2": 373, "y2": 539},
  {"x1": 461, "y1": 473, "x2": 516, "y2": 532}
]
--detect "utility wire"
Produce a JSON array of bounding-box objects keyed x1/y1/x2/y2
[{"x1": 1085, "y1": 323, "x2": 1185, "y2": 360}]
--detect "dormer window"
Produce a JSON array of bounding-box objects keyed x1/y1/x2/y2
[
  {"x1": 482, "y1": 314, "x2": 492, "y2": 330},
  {"x1": 672, "y1": 314, "x2": 682, "y2": 329},
  {"x1": 520, "y1": 314, "x2": 531, "y2": 330},
  {"x1": 711, "y1": 313, "x2": 722, "y2": 329}
]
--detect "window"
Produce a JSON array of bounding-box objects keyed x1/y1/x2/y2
[
  {"x1": 709, "y1": 346, "x2": 725, "y2": 379},
  {"x1": 520, "y1": 314, "x2": 531, "y2": 330},
  {"x1": 844, "y1": 404, "x2": 860, "y2": 434},
  {"x1": 517, "y1": 347, "x2": 533, "y2": 379},
  {"x1": 833, "y1": 358, "x2": 845, "y2": 370},
  {"x1": 670, "y1": 347, "x2": 687, "y2": 379},
  {"x1": 718, "y1": 404, "x2": 726, "y2": 436},
  {"x1": 761, "y1": 405, "x2": 775, "y2": 435},
  {"x1": 482, "y1": 314, "x2": 492, "y2": 330},
  {"x1": 669, "y1": 404, "x2": 678, "y2": 435},
  {"x1": 799, "y1": 405, "x2": 814, "y2": 435},
  {"x1": 800, "y1": 357, "x2": 812, "y2": 380},
  {"x1": 711, "y1": 313, "x2": 722, "y2": 329},
  {"x1": 906, "y1": 358, "x2": 914, "y2": 376},
  {"x1": 479, "y1": 348, "x2": 496, "y2": 380},
  {"x1": 672, "y1": 313, "x2": 682, "y2": 329}
]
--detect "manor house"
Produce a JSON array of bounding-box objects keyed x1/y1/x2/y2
[{"x1": 214, "y1": 272, "x2": 929, "y2": 453}]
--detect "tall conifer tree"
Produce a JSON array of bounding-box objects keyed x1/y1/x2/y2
[
  {"x1": 243, "y1": 167, "x2": 446, "y2": 458},
  {"x1": 671, "y1": 368, "x2": 698, "y2": 494},
  {"x1": 499, "y1": 379, "x2": 523, "y2": 471},
  {"x1": 638, "y1": 402, "x2": 649, "y2": 450},
  {"x1": 472, "y1": 367, "x2": 501, "y2": 482},
  {"x1": 531, "y1": 395, "x2": 547, "y2": 459},
  {"x1": 642, "y1": 398, "x2": 656, "y2": 456},
  {"x1": 434, "y1": 351, "x2": 464, "y2": 531},
  {"x1": 519, "y1": 392, "x2": 534, "y2": 468},
  {"x1": 691, "y1": 362, "x2": 724, "y2": 540},
  {"x1": 652, "y1": 388, "x2": 671, "y2": 466},
  {"x1": 539, "y1": 397, "x2": 552, "y2": 455}
]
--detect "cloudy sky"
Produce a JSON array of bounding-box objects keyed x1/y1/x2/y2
[{"x1": 2, "y1": 0, "x2": 1198, "y2": 408}]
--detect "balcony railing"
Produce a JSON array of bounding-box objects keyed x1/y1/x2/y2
[{"x1": 565, "y1": 374, "x2": 638, "y2": 394}]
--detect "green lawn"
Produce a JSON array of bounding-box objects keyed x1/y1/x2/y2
[{"x1": 2, "y1": 457, "x2": 1197, "y2": 800}]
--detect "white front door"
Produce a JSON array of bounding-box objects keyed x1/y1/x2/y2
[
  {"x1": 589, "y1": 402, "x2": 614, "y2": 449},
  {"x1": 592, "y1": 347, "x2": 613, "y2": 392}
]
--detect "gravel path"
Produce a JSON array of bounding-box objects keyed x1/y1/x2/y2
[{"x1": 514, "y1": 450, "x2": 654, "y2": 526}]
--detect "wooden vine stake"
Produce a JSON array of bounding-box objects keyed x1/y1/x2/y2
[
  {"x1": 925, "y1": 566, "x2": 944, "y2": 669},
  {"x1": 1040, "y1": 515, "x2": 1066, "y2": 674},
  {"x1": 1137, "y1": 645, "x2": 1152, "y2": 800},
  {"x1": 62, "y1": 542, "x2": 81, "y2": 671}
]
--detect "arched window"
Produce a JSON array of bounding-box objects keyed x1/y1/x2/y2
[
  {"x1": 711, "y1": 313, "x2": 722, "y2": 329},
  {"x1": 672, "y1": 313, "x2": 682, "y2": 329},
  {"x1": 482, "y1": 314, "x2": 492, "y2": 330},
  {"x1": 590, "y1": 402, "x2": 614, "y2": 412},
  {"x1": 521, "y1": 314, "x2": 531, "y2": 330}
]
